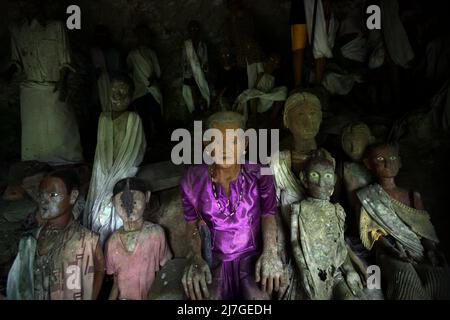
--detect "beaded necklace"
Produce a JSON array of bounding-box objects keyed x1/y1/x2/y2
[{"x1": 209, "y1": 165, "x2": 245, "y2": 217}]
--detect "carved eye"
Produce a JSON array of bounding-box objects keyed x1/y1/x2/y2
[
  {"x1": 376, "y1": 156, "x2": 384, "y2": 162},
  {"x1": 50, "y1": 192, "x2": 59, "y2": 197},
  {"x1": 310, "y1": 172, "x2": 319, "y2": 178},
  {"x1": 389, "y1": 156, "x2": 397, "y2": 161},
  {"x1": 324, "y1": 173, "x2": 333, "y2": 179}
]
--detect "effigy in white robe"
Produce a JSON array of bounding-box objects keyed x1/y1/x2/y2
[
  {"x1": 234, "y1": 73, "x2": 288, "y2": 121},
  {"x1": 246, "y1": 61, "x2": 264, "y2": 89},
  {"x1": 303, "y1": 0, "x2": 338, "y2": 59},
  {"x1": 84, "y1": 111, "x2": 146, "y2": 244},
  {"x1": 182, "y1": 39, "x2": 210, "y2": 113},
  {"x1": 10, "y1": 19, "x2": 83, "y2": 164},
  {"x1": 127, "y1": 46, "x2": 163, "y2": 110}
]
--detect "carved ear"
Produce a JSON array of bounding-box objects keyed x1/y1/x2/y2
[
  {"x1": 70, "y1": 190, "x2": 79, "y2": 205},
  {"x1": 146, "y1": 191, "x2": 151, "y2": 203},
  {"x1": 300, "y1": 171, "x2": 308, "y2": 188},
  {"x1": 363, "y1": 157, "x2": 372, "y2": 170}
]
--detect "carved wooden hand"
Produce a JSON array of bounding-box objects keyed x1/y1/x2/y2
[{"x1": 181, "y1": 256, "x2": 212, "y2": 300}]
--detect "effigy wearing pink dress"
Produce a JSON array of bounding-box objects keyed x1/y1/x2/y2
[
  {"x1": 105, "y1": 222, "x2": 172, "y2": 300},
  {"x1": 180, "y1": 163, "x2": 277, "y2": 300}
]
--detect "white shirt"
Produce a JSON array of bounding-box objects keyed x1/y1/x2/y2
[
  {"x1": 10, "y1": 19, "x2": 71, "y2": 83},
  {"x1": 126, "y1": 46, "x2": 162, "y2": 103},
  {"x1": 182, "y1": 40, "x2": 208, "y2": 79}
]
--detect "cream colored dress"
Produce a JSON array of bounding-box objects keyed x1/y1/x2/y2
[{"x1": 10, "y1": 19, "x2": 83, "y2": 163}]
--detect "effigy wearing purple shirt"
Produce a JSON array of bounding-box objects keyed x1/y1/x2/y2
[{"x1": 180, "y1": 163, "x2": 277, "y2": 300}]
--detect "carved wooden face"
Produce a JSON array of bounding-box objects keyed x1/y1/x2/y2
[
  {"x1": 207, "y1": 121, "x2": 246, "y2": 168},
  {"x1": 265, "y1": 53, "x2": 281, "y2": 74},
  {"x1": 287, "y1": 104, "x2": 322, "y2": 140},
  {"x1": 302, "y1": 160, "x2": 336, "y2": 200},
  {"x1": 38, "y1": 177, "x2": 77, "y2": 220},
  {"x1": 342, "y1": 128, "x2": 373, "y2": 161},
  {"x1": 113, "y1": 190, "x2": 149, "y2": 225},
  {"x1": 364, "y1": 145, "x2": 401, "y2": 179},
  {"x1": 220, "y1": 49, "x2": 234, "y2": 68},
  {"x1": 188, "y1": 21, "x2": 200, "y2": 38},
  {"x1": 111, "y1": 80, "x2": 132, "y2": 112}
]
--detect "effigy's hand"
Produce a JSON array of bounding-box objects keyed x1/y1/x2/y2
[
  {"x1": 53, "y1": 80, "x2": 68, "y2": 102},
  {"x1": 181, "y1": 256, "x2": 212, "y2": 300},
  {"x1": 255, "y1": 250, "x2": 285, "y2": 295},
  {"x1": 53, "y1": 80, "x2": 60, "y2": 93}
]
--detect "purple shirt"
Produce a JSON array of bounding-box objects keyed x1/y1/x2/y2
[{"x1": 180, "y1": 163, "x2": 277, "y2": 261}]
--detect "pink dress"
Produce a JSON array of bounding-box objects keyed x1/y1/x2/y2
[
  {"x1": 180, "y1": 163, "x2": 277, "y2": 299},
  {"x1": 105, "y1": 222, "x2": 172, "y2": 300}
]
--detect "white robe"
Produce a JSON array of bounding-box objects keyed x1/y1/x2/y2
[
  {"x1": 84, "y1": 112, "x2": 146, "y2": 244},
  {"x1": 127, "y1": 47, "x2": 163, "y2": 109},
  {"x1": 303, "y1": 0, "x2": 338, "y2": 59},
  {"x1": 234, "y1": 73, "x2": 287, "y2": 120},
  {"x1": 182, "y1": 39, "x2": 210, "y2": 113},
  {"x1": 246, "y1": 61, "x2": 264, "y2": 89},
  {"x1": 10, "y1": 19, "x2": 83, "y2": 164}
]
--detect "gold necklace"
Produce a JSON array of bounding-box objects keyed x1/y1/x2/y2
[{"x1": 209, "y1": 166, "x2": 245, "y2": 217}]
